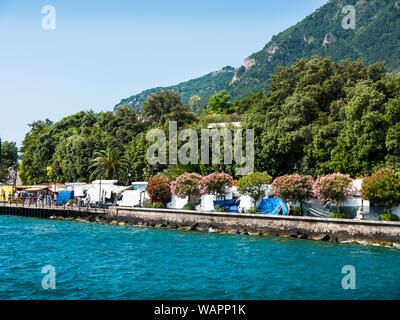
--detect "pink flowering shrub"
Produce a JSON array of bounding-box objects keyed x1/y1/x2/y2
[
  {"x1": 171, "y1": 172, "x2": 203, "y2": 204},
  {"x1": 360, "y1": 168, "x2": 400, "y2": 212},
  {"x1": 271, "y1": 174, "x2": 314, "y2": 203},
  {"x1": 313, "y1": 173, "x2": 352, "y2": 210},
  {"x1": 199, "y1": 172, "x2": 234, "y2": 196},
  {"x1": 146, "y1": 175, "x2": 171, "y2": 206}
]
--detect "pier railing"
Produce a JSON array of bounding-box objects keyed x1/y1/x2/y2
[{"x1": 0, "y1": 200, "x2": 109, "y2": 215}]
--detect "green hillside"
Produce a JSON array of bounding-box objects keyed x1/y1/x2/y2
[
  {"x1": 114, "y1": 66, "x2": 235, "y2": 111},
  {"x1": 228, "y1": 0, "x2": 400, "y2": 100},
  {"x1": 116, "y1": 0, "x2": 400, "y2": 110}
]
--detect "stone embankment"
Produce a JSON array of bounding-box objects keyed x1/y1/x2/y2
[{"x1": 1, "y1": 204, "x2": 400, "y2": 246}]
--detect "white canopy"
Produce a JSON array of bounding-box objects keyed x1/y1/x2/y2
[
  {"x1": 91, "y1": 180, "x2": 118, "y2": 185},
  {"x1": 85, "y1": 183, "x2": 130, "y2": 202}
]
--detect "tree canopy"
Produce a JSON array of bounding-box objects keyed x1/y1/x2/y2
[
  {"x1": 19, "y1": 56, "x2": 400, "y2": 185},
  {"x1": 242, "y1": 56, "x2": 400, "y2": 177},
  {"x1": 0, "y1": 141, "x2": 18, "y2": 183}
]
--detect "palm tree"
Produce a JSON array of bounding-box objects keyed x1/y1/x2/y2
[{"x1": 89, "y1": 147, "x2": 129, "y2": 182}]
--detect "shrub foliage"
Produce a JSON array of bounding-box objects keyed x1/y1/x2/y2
[
  {"x1": 146, "y1": 175, "x2": 171, "y2": 205},
  {"x1": 360, "y1": 168, "x2": 400, "y2": 212},
  {"x1": 171, "y1": 173, "x2": 202, "y2": 204},
  {"x1": 199, "y1": 172, "x2": 234, "y2": 197},
  {"x1": 313, "y1": 173, "x2": 352, "y2": 210},
  {"x1": 381, "y1": 213, "x2": 399, "y2": 222},
  {"x1": 271, "y1": 174, "x2": 314, "y2": 203},
  {"x1": 236, "y1": 172, "x2": 272, "y2": 203}
]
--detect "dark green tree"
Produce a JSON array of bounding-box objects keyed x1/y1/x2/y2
[
  {"x1": 89, "y1": 147, "x2": 129, "y2": 182},
  {"x1": 207, "y1": 90, "x2": 234, "y2": 114},
  {"x1": 141, "y1": 90, "x2": 183, "y2": 124},
  {"x1": 0, "y1": 141, "x2": 18, "y2": 182}
]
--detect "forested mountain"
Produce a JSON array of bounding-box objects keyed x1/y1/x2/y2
[
  {"x1": 19, "y1": 57, "x2": 400, "y2": 184},
  {"x1": 116, "y1": 0, "x2": 400, "y2": 109},
  {"x1": 114, "y1": 66, "x2": 235, "y2": 112},
  {"x1": 18, "y1": 1, "x2": 400, "y2": 185},
  {"x1": 229, "y1": 0, "x2": 400, "y2": 100}
]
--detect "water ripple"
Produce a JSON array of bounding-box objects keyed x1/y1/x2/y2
[{"x1": 0, "y1": 215, "x2": 399, "y2": 299}]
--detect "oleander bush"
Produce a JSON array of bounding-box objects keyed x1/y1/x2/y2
[
  {"x1": 360, "y1": 168, "x2": 400, "y2": 213},
  {"x1": 199, "y1": 172, "x2": 234, "y2": 197},
  {"x1": 271, "y1": 174, "x2": 314, "y2": 203},
  {"x1": 171, "y1": 173, "x2": 202, "y2": 204},
  {"x1": 146, "y1": 175, "x2": 171, "y2": 205},
  {"x1": 314, "y1": 173, "x2": 353, "y2": 212},
  {"x1": 381, "y1": 213, "x2": 399, "y2": 222}
]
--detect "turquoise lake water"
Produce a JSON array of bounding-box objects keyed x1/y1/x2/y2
[{"x1": 0, "y1": 215, "x2": 399, "y2": 300}]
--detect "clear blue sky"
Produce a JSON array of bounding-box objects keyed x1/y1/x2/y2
[{"x1": 0, "y1": 0, "x2": 326, "y2": 146}]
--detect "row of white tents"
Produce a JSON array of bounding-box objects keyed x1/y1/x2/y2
[
  {"x1": 63, "y1": 179, "x2": 400, "y2": 216},
  {"x1": 65, "y1": 180, "x2": 131, "y2": 204},
  {"x1": 65, "y1": 180, "x2": 257, "y2": 211}
]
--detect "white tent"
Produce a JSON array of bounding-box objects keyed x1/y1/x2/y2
[
  {"x1": 73, "y1": 184, "x2": 91, "y2": 197},
  {"x1": 85, "y1": 181, "x2": 130, "y2": 203},
  {"x1": 118, "y1": 190, "x2": 147, "y2": 207},
  {"x1": 91, "y1": 180, "x2": 118, "y2": 186},
  {"x1": 167, "y1": 195, "x2": 188, "y2": 209}
]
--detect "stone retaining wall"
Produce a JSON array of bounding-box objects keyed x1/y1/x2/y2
[
  {"x1": 110, "y1": 207, "x2": 400, "y2": 243},
  {"x1": 1, "y1": 204, "x2": 399, "y2": 244}
]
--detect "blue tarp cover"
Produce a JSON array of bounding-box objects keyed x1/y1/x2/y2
[
  {"x1": 257, "y1": 198, "x2": 288, "y2": 215},
  {"x1": 213, "y1": 199, "x2": 239, "y2": 213},
  {"x1": 56, "y1": 191, "x2": 74, "y2": 205}
]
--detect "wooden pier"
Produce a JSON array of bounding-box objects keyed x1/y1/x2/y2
[{"x1": 0, "y1": 202, "x2": 109, "y2": 219}]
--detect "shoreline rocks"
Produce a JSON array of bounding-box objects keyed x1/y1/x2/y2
[
  {"x1": 46, "y1": 213, "x2": 400, "y2": 249},
  {"x1": 3, "y1": 205, "x2": 398, "y2": 249}
]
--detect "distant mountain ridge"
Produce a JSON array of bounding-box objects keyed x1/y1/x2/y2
[
  {"x1": 115, "y1": 0, "x2": 400, "y2": 110},
  {"x1": 228, "y1": 0, "x2": 400, "y2": 100},
  {"x1": 114, "y1": 66, "x2": 235, "y2": 111}
]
